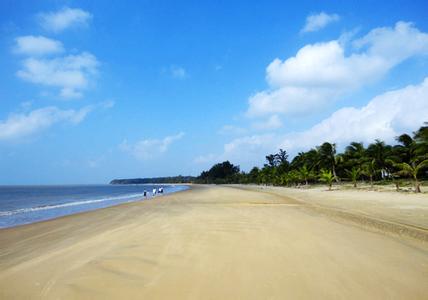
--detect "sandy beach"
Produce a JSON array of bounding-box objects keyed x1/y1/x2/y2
[{"x1": 1, "y1": 185, "x2": 427, "y2": 299}]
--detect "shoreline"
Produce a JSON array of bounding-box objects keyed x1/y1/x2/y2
[
  {"x1": 1, "y1": 185, "x2": 427, "y2": 299},
  {"x1": 0, "y1": 184, "x2": 191, "y2": 230}
]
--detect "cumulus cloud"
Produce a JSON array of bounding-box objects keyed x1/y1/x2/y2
[
  {"x1": 14, "y1": 35, "x2": 63, "y2": 56},
  {"x1": 223, "y1": 134, "x2": 277, "y2": 160},
  {"x1": 38, "y1": 7, "x2": 92, "y2": 32},
  {"x1": 247, "y1": 22, "x2": 428, "y2": 118},
  {"x1": 121, "y1": 132, "x2": 185, "y2": 160},
  {"x1": 17, "y1": 52, "x2": 98, "y2": 99},
  {"x1": 0, "y1": 106, "x2": 92, "y2": 141},
  {"x1": 247, "y1": 86, "x2": 337, "y2": 117},
  {"x1": 301, "y1": 12, "x2": 340, "y2": 33},
  {"x1": 194, "y1": 134, "x2": 277, "y2": 169},
  {"x1": 252, "y1": 115, "x2": 282, "y2": 130},
  {"x1": 280, "y1": 77, "x2": 428, "y2": 151},
  {"x1": 202, "y1": 77, "x2": 428, "y2": 169}
]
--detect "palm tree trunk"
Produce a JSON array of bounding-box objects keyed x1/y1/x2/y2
[
  {"x1": 332, "y1": 164, "x2": 339, "y2": 182},
  {"x1": 370, "y1": 175, "x2": 373, "y2": 188},
  {"x1": 415, "y1": 179, "x2": 421, "y2": 193}
]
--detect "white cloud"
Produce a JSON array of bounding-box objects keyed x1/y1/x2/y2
[
  {"x1": 0, "y1": 106, "x2": 91, "y2": 141},
  {"x1": 38, "y1": 7, "x2": 92, "y2": 33},
  {"x1": 353, "y1": 21, "x2": 428, "y2": 62},
  {"x1": 17, "y1": 52, "x2": 98, "y2": 99},
  {"x1": 121, "y1": 132, "x2": 185, "y2": 160},
  {"x1": 14, "y1": 36, "x2": 63, "y2": 56},
  {"x1": 223, "y1": 134, "x2": 278, "y2": 169},
  {"x1": 247, "y1": 22, "x2": 428, "y2": 117},
  {"x1": 171, "y1": 66, "x2": 187, "y2": 79},
  {"x1": 223, "y1": 134, "x2": 277, "y2": 159},
  {"x1": 194, "y1": 134, "x2": 277, "y2": 170},
  {"x1": 252, "y1": 115, "x2": 282, "y2": 130},
  {"x1": 280, "y1": 77, "x2": 428, "y2": 151},
  {"x1": 302, "y1": 12, "x2": 340, "y2": 33},
  {"x1": 247, "y1": 86, "x2": 337, "y2": 117},
  {"x1": 202, "y1": 77, "x2": 428, "y2": 169}
]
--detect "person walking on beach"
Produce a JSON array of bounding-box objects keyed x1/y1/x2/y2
[
  {"x1": 152, "y1": 188, "x2": 157, "y2": 196},
  {"x1": 143, "y1": 190, "x2": 147, "y2": 197}
]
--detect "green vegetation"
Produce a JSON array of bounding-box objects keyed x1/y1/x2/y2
[
  {"x1": 393, "y1": 160, "x2": 428, "y2": 193},
  {"x1": 196, "y1": 123, "x2": 428, "y2": 192},
  {"x1": 319, "y1": 169, "x2": 334, "y2": 191},
  {"x1": 110, "y1": 176, "x2": 196, "y2": 184},
  {"x1": 197, "y1": 161, "x2": 240, "y2": 184},
  {"x1": 346, "y1": 167, "x2": 361, "y2": 188}
]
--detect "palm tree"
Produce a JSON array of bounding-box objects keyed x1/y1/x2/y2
[
  {"x1": 317, "y1": 142, "x2": 339, "y2": 182},
  {"x1": 413, "y1": 123, "x2": 428, "y2": 158},
  {"x1": 319, "y1": 169, "x2": 334, "y2": 191},
  {"x1": 288, "y1": 170, "x2": 300, "y2": 187},
  {"x1": 362, "y1": 159, "x2": 376, "y2": 188},
  {"x1": 346, "y1": 142, "x2": 365, "y2": 157},
  {"x1": 394, "y1": 159, "x2": 428, "y2": 193},
  {"x1": 298, "y1": 165, "x2": 311, "y2": 185},
  {"x1": 344, "y1": 142, "x2": 366, "y2": 167},
  {"x1": 392, "y1": 133, "x2": 416, "y2": 164},
  {"x1": 346, "y1": 167, "x2": 361, "y2": 188},
  {"x1": 290, "y1": 149, "x2": 320, "y2": 172},
  {"x1": 366, "y1": 140, "x2": 392, "y2": 179}
]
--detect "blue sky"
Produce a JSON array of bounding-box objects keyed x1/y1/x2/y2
[{"x1": 1, "y1": 0, "x2": 428, "y2": 184}]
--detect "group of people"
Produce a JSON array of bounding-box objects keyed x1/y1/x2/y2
[{"x1": 143, "y1": 187, "x2": 164, "y2": 197}]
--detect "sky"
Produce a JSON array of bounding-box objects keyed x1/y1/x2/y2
[{"x1": 1, "y1": 0, "x2": 428, "y2": 184}]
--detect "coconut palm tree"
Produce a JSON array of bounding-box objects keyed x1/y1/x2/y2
[
  {"x1": 366, "y1": 140, "x2": 392, "y2": 179},
  {"x1": 298, "y1": 165, "x2": 311, "y2": 185},
  {"x1": 362, "y1": 159, "x2": 376, "y2": 188},
  {"x1": 317, "y1": 142, "x2": 339, "y2": 182},
  {"x1": 344, "y1": 142, "x2": 366, "y2": 166},
  {"x1": 392, "y1": 133, "x2": 416, "y2": 164},
  {"x1": 319, "y1": 169, "x2": 334, "y2": 191},
  {"x1": 346, "y1": 167, "x2": 361, "y2": 188},
  {"x1": 290, "y1": 149, "x2": 320, "y2": 172},
  {"x1": 288, "y1": 170, "x2": 300, "y2": 187},
  {"x1": 394, "y1": 159, "x2": 428, "y2": 193},
  {"x1": 413, "y1": 123, "x2": 428, "y2": 158}
]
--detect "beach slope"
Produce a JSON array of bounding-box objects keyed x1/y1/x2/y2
[{"x1": 0, "y1": 185, "x2": 427, "y2": 299}]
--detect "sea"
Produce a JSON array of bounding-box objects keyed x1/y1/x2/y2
[{"x1": 0, "y1": 184, "x2": 188, "y2": 228}]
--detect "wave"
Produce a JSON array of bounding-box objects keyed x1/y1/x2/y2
[{"x1": 0, "y1": 192, "x2": 148, "y2": 217}]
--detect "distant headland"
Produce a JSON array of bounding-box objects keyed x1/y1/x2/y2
[{"x1": 110, "y1": 176, "x2": 196, "y2": 184}]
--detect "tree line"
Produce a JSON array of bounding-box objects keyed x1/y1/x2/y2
[
  {"x1": 110, "y1": 175, "x2": 197, "y2": 184},
  {"x1": 196, "y1": 123, "x2": 428, "y2": 193}
]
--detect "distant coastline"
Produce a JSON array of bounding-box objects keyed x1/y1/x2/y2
[{"x1": 110, "y1": 176, "x2": 196, "y2": 185}]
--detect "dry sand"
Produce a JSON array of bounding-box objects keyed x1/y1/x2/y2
[
  {"x1": 0, "y1": 185, "x2": 427, "y2": 299},
  {"x1": 238, "y1": 184, "x2": 428, "y2": 240}
]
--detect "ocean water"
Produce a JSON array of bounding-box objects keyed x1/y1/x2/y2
[{"x1": 0, "y1": 184, "x2": 188, "y2": 228}]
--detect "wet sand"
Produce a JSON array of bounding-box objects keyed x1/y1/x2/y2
[{"x1": 1, "y1": 185, "x2": 427, "y2": 299}]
